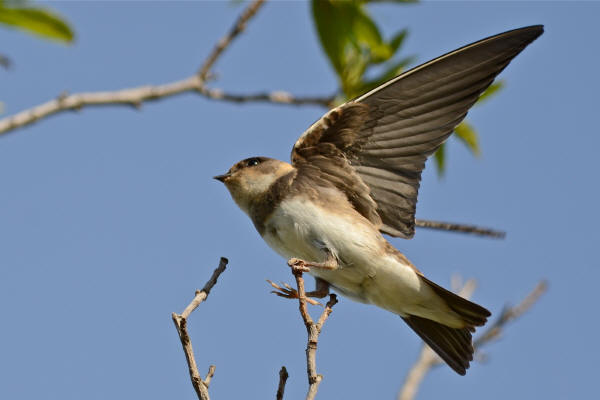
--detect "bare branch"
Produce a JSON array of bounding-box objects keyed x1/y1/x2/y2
[
  {"x1": 180, "y1": 257, "x2": 229, "y2": 319},
  {"x1": 288, "y1": 265, "x2": 338, "y2": 400},
  {"x1": 0, "y1": 84, "x2": 331, "y2": 136},
  {"x1": 398, "y1": 278, "x2": 477, "y2": 400},
  {"x1": 415, "y1": 219, "x2": 506, "y2": 239},
  {"x1": 197, "y1": 0, "x2": 266, "y2": 80},
  {"x1": 397, "y1": 279, "x2": 547, "y2": 400},
  {"x1": 398, "y1": 346, "x2": 438, "y2": 400},
  {"x1": 200, "y1": 87, "x2": 334, "y2": 108},
  {"x1": 172, "y1": 257, "x2": 229, "y2": 400},
  {"x1": 474, "y1": 280, "x2": 548, "y2": 348},
  {"x1": 276, "y1": 366, "x2": 289, "y2": 400},
  {"x1": 204, "y1": 365, "x2": 217, "y2": 388},
  {"x1": 0, "y1": 0, "x2": 331, "y2": 137}
]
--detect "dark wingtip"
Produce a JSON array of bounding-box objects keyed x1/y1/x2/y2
[{"x1": 505, "y1": 24, "x2": 544, "y2": 45}]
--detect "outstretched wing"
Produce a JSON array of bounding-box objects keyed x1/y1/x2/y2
[{"x1": 291, "y1": 25, "x2": 543, "y2": 238}]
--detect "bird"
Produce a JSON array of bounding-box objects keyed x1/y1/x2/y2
[{"x1": 214, "y1": 25, "x2": 543, "y2": 375}]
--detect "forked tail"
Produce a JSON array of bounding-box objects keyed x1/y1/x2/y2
[{"x1": 402, "y1": 275, "x2": 491, "y2": 375}]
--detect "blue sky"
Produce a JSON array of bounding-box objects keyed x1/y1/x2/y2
[{"x1": 1, "y1": 2, "x2": 598, "y2": 399}]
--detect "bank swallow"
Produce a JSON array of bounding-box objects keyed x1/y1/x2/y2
[{"x1": 215, "y1": 26, "x2": 543, "y2": 375}]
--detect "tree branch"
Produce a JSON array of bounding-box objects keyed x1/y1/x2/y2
[
  {"x1": 397, "y1": 279, "x2": 547, "y2": 400},
  {"x1": 289, "y1": 265, "x2": 338, "y2": 400},
  {"x1": 0, "y1": 0, "x2": 332, "y2": 137},
  {"x1": 415, "y1": 219, "x2": 506, "y2": 239},
  {"x1": 172, "y1": 257, "x2": 229, "y2": 400},
  {"x1": 199, "y1": 87, "x2": 334, "y2": 107}
]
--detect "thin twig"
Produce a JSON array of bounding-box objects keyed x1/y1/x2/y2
[
  {"x1": 172, "y1": 257, "x2": 229, "y2": 400},
  {"x1": 397, "y1": 279, "x2": 547, "y2": 400},
  {"x1": 197, "y1": 0, "x2": 266, "y2": 80},
  {"x1": 276, "y1": 366, "x2": 289, "y2": 400},
  {"x1": 200, "y1": 87, "x2": 334, "y2": 107},
  {"x1": 290, "y1": 266, "x2": 338, "y2": 400},
  {"x1": 415, "y1": 219, "x2": 506, "y2": 239},
  {"x1": 204, "y1": 365, "x2": 217, "y2": 388},
  {"x1": 180, "y1": 257, "x2": 229, "y2": 319},
  {"x1": 474, "y1": 280, "x2": 548, "y2": 348}
]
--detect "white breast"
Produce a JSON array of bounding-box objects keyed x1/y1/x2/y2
[
  {"x1": 262, "y1": 195, "x2": 393, "y2": 299},
  {"x1": 261, "y1": 194, "x2": 444, "y2": 318}
]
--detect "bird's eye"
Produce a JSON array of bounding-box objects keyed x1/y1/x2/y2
[{"x1": 246, "y1": 158, "x2": 260, "y2": 167}]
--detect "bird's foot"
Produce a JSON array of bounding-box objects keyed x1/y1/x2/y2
[
  {"x1": 266, "y1": 280, "x2": 321, "y2": 306},
  {"x1": 287, "y1": 257, "x2": 337, "y2": 271},
  {"x1": 287, "y1": 258, "x2": 311, "y2": 273}
]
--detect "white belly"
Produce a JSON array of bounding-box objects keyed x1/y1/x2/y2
[{"x1": 261, "y1": 196, "x2": 428, "y2": 311}]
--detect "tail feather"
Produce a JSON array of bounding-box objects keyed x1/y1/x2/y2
[
  {"x1": 404, "y1": 275, "x2": 492, "y2": 375},
  {"x1": 402, "y1": 315, "x2": 474, "y2": 375},
  {"x1": 420, "y1": 274, "x2": 491, "y2": 327}
]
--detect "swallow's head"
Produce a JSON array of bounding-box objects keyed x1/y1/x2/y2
[{"x1": 214, "y1": 157, "x2": 294, "y2": 214}]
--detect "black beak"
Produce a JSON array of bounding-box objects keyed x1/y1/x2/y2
[{"x1": 213, "y1": 173, "x2": 230, "y2": 183}]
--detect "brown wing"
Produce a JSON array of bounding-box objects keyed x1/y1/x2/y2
[
  {"x1": 291, "y1": 103, "x2": 383, "y2": 227},
  {"x1": 292, "y1": 25, "x2": 543, "y2": 238}
]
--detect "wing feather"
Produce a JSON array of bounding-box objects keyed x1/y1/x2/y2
[{"x1": 292, "y1": 25, "x2": 543, "y2": 238}]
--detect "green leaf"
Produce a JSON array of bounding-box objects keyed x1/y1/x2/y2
[
  {"x1": 352, "y1": 7, "x2": 391, "y2": 64},
  {"x1": 454, "y1": 121, "x2": 480, "y2": 156},
  {"x1": 312, "y1": 0, "x2": 399, "y2": 97},
  {"x1": 312, "y1": 0, "x2": 354, "y2": 77},
  {"x1": 476, "y1": 80, "x2": 504, "y2": 105},
  {"x1": 0, "y1": 4, "x2": 74, "y2": 43},
  {"x1": 388, "y1": 28, "x2": 408, "y2": 55},
  {"x1": 362, "y1": 0, "x2": 419, "y2": 3},
  {"x1": 433, "y1": 143, "x2": 446, "y2": 176}
]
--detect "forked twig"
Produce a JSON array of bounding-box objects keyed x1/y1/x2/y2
[
  {"x1": 172, "y1": 257, "x2": 229, "y2": 400},
  {"x1": 284, "y1": 264, "x2": 338, "y2": 400}
]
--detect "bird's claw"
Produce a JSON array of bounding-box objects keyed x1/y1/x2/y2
[
  {"x1": 287, "y1": 257, "x2": 310, "y2": 272},
  {"x1": 266, "y1": 280, "x2": 321, "y2": 306}
]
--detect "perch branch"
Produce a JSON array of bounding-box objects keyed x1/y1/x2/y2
[
  {"x1": 289, "y1": 265, "x2": 338, "y2": 400},
  {"x1": 398, "y1": 279, "x2": 547, "y2": 400},
  {"x1": 172, "y1": 257, "x2": 229, "y2": 400}
]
